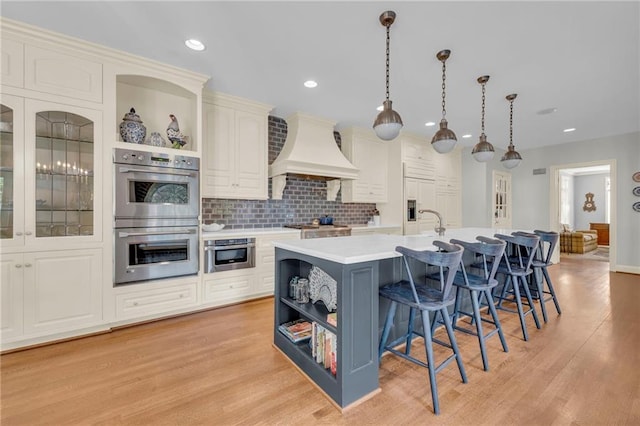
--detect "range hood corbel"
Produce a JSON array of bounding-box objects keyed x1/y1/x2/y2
[{"x1": 269, "y1": 112, "x2": 359, "y2": 200}]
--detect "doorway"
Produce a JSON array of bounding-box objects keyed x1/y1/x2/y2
[
  {"x1": 492, "y1": 170, "x2": 512, "y2": 229},
  {"x1": 549, "y1": 160, "x2": 616, "y2": 269}
]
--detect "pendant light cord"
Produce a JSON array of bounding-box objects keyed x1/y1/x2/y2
[
  {"x1": 509, "y1": 97, "x2": 514, "y2": 148},
  {"x1": 441, "y1": 60, "x2": 447, "y2": 118},
  {"x1": 385, "y1": 24, "x2": 390, "y2": 101},
  {"x1": 481, "y1": 81, "x2": 486, "y2": 134}
]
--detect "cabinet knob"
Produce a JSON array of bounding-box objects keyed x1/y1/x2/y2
[
  {"x1": 133, "y1": 302, "x2": 139, "y2": 306},
  {"x1": 15, "y1": 232, "x2": 23, "y2": 236},
  {"x1": 15, "y1": 264, "x2": 22, "y2": 269},
  {"x1": 24, "y1": 263, "x2": 32, "y2": 268},
  {"x1": 25, "y1": 231, "x2": 33, "y2": 236}
]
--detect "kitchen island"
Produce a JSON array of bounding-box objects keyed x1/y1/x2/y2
[{"x1": 272, "y1": 227, "x2": 520, "y2": 410}]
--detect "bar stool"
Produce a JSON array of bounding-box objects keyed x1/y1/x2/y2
[
  {"x1": 447, "y1": 236, "x2": 509, "y2": 371},
  {"x1": 530, "y1": 230, "x2": 562, "y2": 322},
  {"x1": 493, "y1": 233, "x2": 541, "y2": 341},
  {"x1": 379, "y1": 241, "x2": 467, "y2": 415}
]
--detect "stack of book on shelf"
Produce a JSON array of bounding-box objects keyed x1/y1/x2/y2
[
  {"x1": 312, "y1": 321, "x2": 337, "y2": 376},
  {"x1": 278, "y1": 319, "x2": 312, "y2": 343}
]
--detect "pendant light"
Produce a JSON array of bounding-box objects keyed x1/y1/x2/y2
[
  {"x1": 431, "y1": 49, "x2": 457, "y2": 153},
  {"x1": 373, "y1": 10, "x2": 403, "y2": 141},
  {"x1": 501, "y1": 93, "x2": 523, "y2": 169},
  {"x1": 472, "y1": 75, "x2": 495, "y2": 162}
]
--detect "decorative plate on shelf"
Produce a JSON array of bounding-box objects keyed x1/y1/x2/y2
[
  {"x1": 633, "y1": 172, "x2": 640, "y2": 182},
  {"x1": 633, "y1": 186, "x2": 640, "y2": 197},
  {"x1": 633, "y1": 202, "x2": 640, "y2": 212},
  {"x1": 308, "y1": 265, "x2": 337, "y2": 312}
]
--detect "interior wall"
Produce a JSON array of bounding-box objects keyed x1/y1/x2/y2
[
  {"x1": 573, "y1": 173, "x2": 608, "y2": 230},
  {"x1": 496, "y1": 131, "x2": 638, "y2": 271}
]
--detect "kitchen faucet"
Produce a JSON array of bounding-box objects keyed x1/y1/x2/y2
[{"x1": 418, "y1": 209, "x2": 446, "y2": 236}]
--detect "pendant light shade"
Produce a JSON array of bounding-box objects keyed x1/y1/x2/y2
[
  {"x1": 472, "y1": 75, "x2": 495, "y2": 162},
  {"x1": 373, "y1": 11, "x2": 403, "y2": 141},
  {"x1": 431, "y1": 49, "x2": 457, "y2": 153},
  {"x1": 501, "y1": 93, "x2": 522, "y2": 169}
]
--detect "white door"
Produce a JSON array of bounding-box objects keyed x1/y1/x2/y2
[{"x1": 492, "y1": 170, "x2": 512, "y2": 229}]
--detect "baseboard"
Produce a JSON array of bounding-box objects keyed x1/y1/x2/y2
[{"x1": 614, "y1": 264, "x2": 640, "y2": 275}]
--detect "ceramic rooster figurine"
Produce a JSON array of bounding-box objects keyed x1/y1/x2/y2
[{"x1": 166, "y1": 114, "x2": 187, "y2": 149}]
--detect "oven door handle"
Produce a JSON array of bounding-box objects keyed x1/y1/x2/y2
[
  {"x1": 118, "y1": 229, "x2": 197, "y2": 238},
  {"x1": 211, "y1": 244, "x2": 256, "y2": 250},
  {"x1": 118, "y1": 166, "x2": 198, "y2": 178}
]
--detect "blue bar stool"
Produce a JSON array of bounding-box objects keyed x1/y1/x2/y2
[
  {"x1": 493, "y1": 233, "x2": 542, "y2": 341},
  {"x1": 531, "y1": 230, "x2": 562, "y2": 322},
  {"x1": 378, "y1": 241, "x2": 467, "y2": 415},
  {"x1": 447, "y1": 236, "x2": 509, "y2": 371}
]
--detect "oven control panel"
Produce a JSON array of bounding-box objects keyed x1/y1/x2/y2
[{"x1": 113, "y1": 148, "x2": 199, "y2": 170}]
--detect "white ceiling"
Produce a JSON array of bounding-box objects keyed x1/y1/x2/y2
[{"x1": 3, "y1": 1, "x2": 639, "y2": 152}]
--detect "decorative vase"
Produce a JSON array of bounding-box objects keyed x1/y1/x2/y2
[{"x1": 119, "y1": 108, "x2": 147, "y2": 144}]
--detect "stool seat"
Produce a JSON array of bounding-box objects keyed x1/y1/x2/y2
[
  {"x1": 379, "y1": 240, "x2": 467, "y2": 415},
  {"x1": 380, "y1": 280, "x2": 456, "y2": 310}
]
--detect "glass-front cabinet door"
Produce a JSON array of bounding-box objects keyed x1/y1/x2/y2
[
  {"x1": 20, "y1": 99, "x2": 102, "y2": 247},
  {"x1": 34, "y1": 111, "x2": 95, "y2": 237},
  {"x1": 0, "y1": 94, "x2": 25, "y2": 248}
]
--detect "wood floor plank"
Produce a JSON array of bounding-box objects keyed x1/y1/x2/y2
[{"x1": 1, "y1": 256, "x2": 639, "y2": 425}]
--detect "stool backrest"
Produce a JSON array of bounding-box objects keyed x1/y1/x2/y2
[
  {"x1": 450, "y1": 237, "x2": 506, "y2": 284},
  {"x1": 395, "y1": 241, "x2": 463, "y2": 304},
  {"x1": 533, "y1": 230, "x2": 559, "y2": 266},
  {"x1": 494, "y1": 233, "x2": 540, "y2": 273}
]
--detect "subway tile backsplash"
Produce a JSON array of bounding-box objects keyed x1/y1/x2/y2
[{"x1": 202, "y1": 116, "x2": 376, "y2": 228}]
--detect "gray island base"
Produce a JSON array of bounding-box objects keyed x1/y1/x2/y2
[{"x1": 272, "y1": 228, "x2": 525, "y2": 410}]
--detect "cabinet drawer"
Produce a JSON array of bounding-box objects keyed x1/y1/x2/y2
[
  {"x1": 24, "y1": 45, "x2": 102, "y2": 102},
  {"x1": 115, "y1": 283, "x2": 197, "y2": 320},
  {"x1": 202, "y1": 272, "x2": 254, "y2": 303},
  {"x1": 1, "y1": 38, "x2": 24, "y2": 88},
  {"x1": 256, "y1": 233, "x2": 300, "y2": 249}
]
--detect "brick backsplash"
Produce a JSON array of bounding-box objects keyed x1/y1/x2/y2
[{"x1": 202, "y1": 116, "x2": 377, "y2": 228}]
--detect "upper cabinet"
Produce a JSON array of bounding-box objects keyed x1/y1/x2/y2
[
  {"x1": 1, "y1": 96, "x2": 103, "y2": 250},
  {"x1": 202, "y1": 92, "x2": 272, "y2": 200},
  {"x1": 25, "y1": 45, "x2": 102, "y2": 103},
  {"x1": 402, "y1": 133, "x2": 435, "y2": 180},
  {"x1": 1, "y1": 38, "x2": 24, "y2": 88},
  {"x1": 340, "y1": 127, "x2": 388, "y2": 203}
]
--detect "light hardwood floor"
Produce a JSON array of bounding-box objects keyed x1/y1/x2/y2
[{"x1": 2, "y1": 257, "x2": 639, "y2": 425}]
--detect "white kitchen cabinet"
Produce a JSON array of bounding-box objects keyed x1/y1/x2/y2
[
  {"x1": 255, "y1": 232, "x2": 300, "y2": 296},
  {"x1": 115, "y1": 281, "x2": 198, "y2": 321},
  {"x1": 402, "y1": 133, "x2": 435, "y2": 180},
  {"x1": 203, "y1": 269, "x2": 255, "y2": 306},
  {"x1": 340, "y1": 127, "x2": 388, "y2": 203},
  {"x1": 0, "y1": 253, "x2": 23, "y2": 340},
  {"x1": 435, "y1": 148, "x2": 462, "y2": 228},
  {"x1": 1, "y1": 97, "x2": 103, "y2": 249},
  {"x1": 350, "y1": 226, "x2": 402, "y2": 236},
  {"x1": 1, "y1": 37, "x2": 24, "y2": 88},
  {"x1": 1, "y1": 248, "x2": 103, "y2": 345},
  {"x1": 202, "y1": 92, "x2": 272, "y2": 200},
  {"x1": 25, "y1": 45, "x2": 102, "y2": 103},
  {"x1": 404, "y1": 177, "x2": 437, "y2": 235}
]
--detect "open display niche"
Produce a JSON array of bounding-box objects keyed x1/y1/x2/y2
[{"x1": 115, "y1": 75, "x2": 199, "y2": 153}]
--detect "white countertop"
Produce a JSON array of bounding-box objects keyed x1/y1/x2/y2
[{"x1": 273, "y1": 227, "x2": 522, "y2": 264}]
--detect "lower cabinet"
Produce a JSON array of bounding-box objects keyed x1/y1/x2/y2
[
  {"x1": 115, "y1": 281, "x2": 198, "y2": 321},
  {"x1": 350, "y1": 226, "x2": 402, "y2": 236},
  {"x1": 1, "y1": 248, "x2": 103, "y2": 346},
  {"x1": 203, "y1": 269, "x2": 255, "y2": 306}
]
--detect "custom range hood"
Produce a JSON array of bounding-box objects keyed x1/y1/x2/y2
[{"x1": 269, "y1": 112, "x2": 359, "y2": 200}]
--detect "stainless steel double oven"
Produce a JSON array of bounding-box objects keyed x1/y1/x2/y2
[{"x1": 113, "y1": 148, "x2": 200, "y2": 285}]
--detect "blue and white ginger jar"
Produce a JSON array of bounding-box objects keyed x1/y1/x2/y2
[{"x1": 119, "y1": 108, "x2": 147, "y2": 144}]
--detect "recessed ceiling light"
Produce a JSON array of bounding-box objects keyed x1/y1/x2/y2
[
  {"x1": 537, "y1": 107, "x2": 558, "y2": 115},
  {"x1": 425, "y1": 121, "x2": 436, "y2": 127},
  {"x1": 462, "y1": 134, "x2": 472, "y2": 138},
  {"x1": 563, "y1": 128, "x2": 576, "y2": 133},
  {"x1": 185, "y1": 39, "x2": 205, "y2": 51},
  {"x1": 376, "y1": 105, "x2": 384, "y2": 112},
  {"x1": 303, "y1": 80, "x2": 318, "y2": 88}
]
